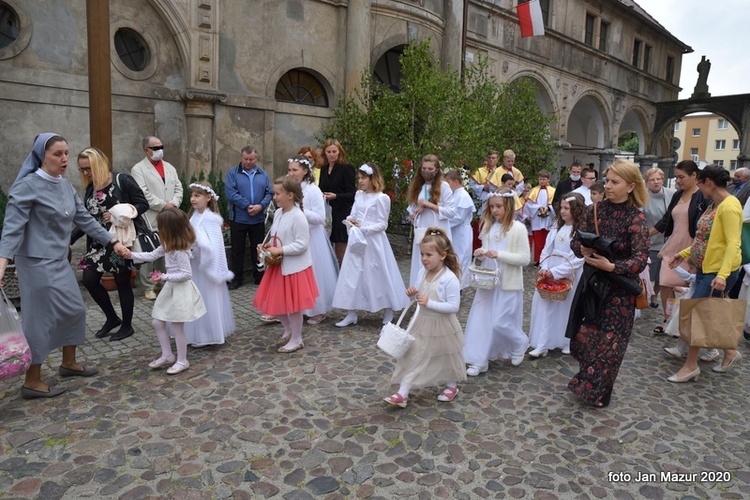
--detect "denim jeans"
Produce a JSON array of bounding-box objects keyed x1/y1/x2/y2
[{"x1": 694, "y1": 268, "x2": 740, "y2": 299}]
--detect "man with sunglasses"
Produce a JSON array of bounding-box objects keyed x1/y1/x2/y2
[{"x1": 131, "y1": 136, "x2": 183, "y2": 299}]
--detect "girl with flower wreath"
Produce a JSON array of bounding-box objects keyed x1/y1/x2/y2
[{"x1": 185, "y1": 181, "x2": 235, "y2": 346}]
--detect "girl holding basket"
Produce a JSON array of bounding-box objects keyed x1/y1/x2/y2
[
  {"x1": 463, "y1": 188, "x2": 531, "y2": 376},
  {"x1": 384, "y1": 228, "x2": 465, "y2": 407},
  {"x1": 527, "y1": 193, "x2": 586, "y2": 358}
]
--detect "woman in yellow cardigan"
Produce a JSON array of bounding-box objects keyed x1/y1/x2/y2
[{"x1": 668, "y1": 165, "x2": 742, "y2": 382}]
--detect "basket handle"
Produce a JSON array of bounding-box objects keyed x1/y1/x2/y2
[
  {"x1": 473, "y1": 255, "x2": 498, "y2": 270},
  {"x1": 394, "y1": 299, "x2": 419, "y2": 329},
  {"x1": 538, "y1": 253, "x2": 574, "y2": 276}
]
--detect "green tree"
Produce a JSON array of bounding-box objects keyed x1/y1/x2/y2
[
  {"x1": 618, "y1": 132, "x2": 639, "y2": 155},
  {"x1": 321, "y1": 40, "x2": 556, "y2": 225}
]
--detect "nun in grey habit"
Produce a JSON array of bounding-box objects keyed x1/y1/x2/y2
[{"x1": 0, "y1": 133, "x2": 129, "y2": 400}]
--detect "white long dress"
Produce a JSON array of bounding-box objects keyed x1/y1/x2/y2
[
  {"x1": 527, "y1": 225, "x2": 584, "y2": 352},
  {"x1": 463, "y1": 222, "x2": 529, "y2": 366},
  {"x1": 301, "y1": 181, "x2": 339, "y2": 316},
  {"x1": 185, "y1": 210, "x2": 235, "y2": 346},
  {"x1": 408, "y1": 181, "x2": 455, "y2": 286},
  {"x1": 449, "y1": 186, "x2": 476, "y2": 288},
  {"x1": 332, "y1": 191, "x2": 410, "y2": 312}
]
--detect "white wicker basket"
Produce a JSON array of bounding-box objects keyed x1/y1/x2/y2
[
  {"x1": 377, "y1": 301, "x2": 418, "y2": 359},
  {"x1": 468, "y1": 257, "x2": 500, "y2": 290}
]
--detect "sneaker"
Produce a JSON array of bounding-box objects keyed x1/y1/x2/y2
[
  {"x1": 144, "y1": 290, "x2": 157, "y2": 300},
  {"x1": 664, "y1": 346, "x2": 687, "y2": 359},
  {"x1": 466, "y1": 364, "x2": 488, "y2": 377},
  {"x1": 528, "y1": 348, "x2": 548, "y2": 358},
  {"x1": 561, "y1": 348, "x2": 571, "y2": 355},
  {"x1": 700, "y1": 349, "x2": 720, "y2": 362},
  {"x1": 511, "y1": 354, "x2": 525, "y2": 366}
]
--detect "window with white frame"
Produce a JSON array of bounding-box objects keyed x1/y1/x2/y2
[
  {"x1": 715, "y1": 140, "x2": 726, "y2": 150},
  {"x1": 717, "y1": 119, "x2": 728, "y2": 130},
  {"x1": 733, "y1": 139, "x2": 740, "y2": 150},
  {"x1": 692, "y1": 128, "x2": 700, "y2": 137},
  {"x1": 674, "y1": 122, "x2": 680, "y2": 131},
  {"x1": 690, "y1": 147, "x2": 699, "y2": 156},
  {"x1": 714, "y1": 160, "x2": 724, "y2": 167},
  {"x1": 731, "y1": 160, "x2": 738, "y2": 170}
]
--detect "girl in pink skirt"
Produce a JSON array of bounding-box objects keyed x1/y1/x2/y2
[{"x1": 253, "y1": 176, "x2": 319, "y2": 353}]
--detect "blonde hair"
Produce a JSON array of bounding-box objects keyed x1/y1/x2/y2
[
  {"x1": 645, "y1": 167, "x2": 665, "y2": 181},
  {"x1": 187, "y1": 180, "x2": 219, "y2": 217},
  {"x1": 420, "y1": 227, "x2": 461, "y2": 278},
  {"x1": 604, "y1": 159, "x2": 648, "y2": 208},
  {"x1": 156, "y1": 207, "x2": 196, "y2": 252},
  {"x1": 77, "y1": 147, "x2": 111, "y2": 190},
  {"x1": 480, "y1": 187, "x2": 516, "y2": 234},
  {"x1": 503, "y1": 149, "x2": 516, "y2": 160}
]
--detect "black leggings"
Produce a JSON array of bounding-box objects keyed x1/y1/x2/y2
[{"x1": 82, "y1": 268, "x2": 134, "y2": 328}]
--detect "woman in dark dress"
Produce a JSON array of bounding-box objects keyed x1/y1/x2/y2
[
  {"x1": 568, "y1": 159, "x2": 649, "y2": 408},
  {"x1": 72, "y1": 147, "x2": 148, "y2": 341},
  {"x1": 319, "y1": 139, "x2": 356, "y2": 264}
]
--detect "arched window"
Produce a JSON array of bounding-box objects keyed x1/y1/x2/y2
[
  {"x1": 0, "y1": 3, "x2": 20, "y2": 49},
  {"x1": 114, "y1": 28, "x2": 150, "y2": 72},
  {"x1": 373, "y1": 45, "x2": 406, "y2": 93},
  {"x1": 275, "y1": 69, "x2": 328, "y2": 107}
]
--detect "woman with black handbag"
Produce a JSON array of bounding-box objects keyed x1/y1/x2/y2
[
  {"x1": 72, "y1": 147, "x2": 148, "y2": 341},
  {"x1": 567, "y1": 159, "x2": 649, "y2": 408}
]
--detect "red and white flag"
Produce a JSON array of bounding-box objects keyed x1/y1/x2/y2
[{"x1": 518, "y1": 0, "x2": 545, "y2": 38}]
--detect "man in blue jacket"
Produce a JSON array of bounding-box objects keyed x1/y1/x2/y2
[{"x1": 225, "y1": 146, "x2": 273, "y2": 289}]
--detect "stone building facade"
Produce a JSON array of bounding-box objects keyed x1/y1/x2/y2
[{"x1": 0, "y1": 0, "x2": 690, "y2": 190}]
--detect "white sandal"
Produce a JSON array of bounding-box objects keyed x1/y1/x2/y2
[{"x1": 166, "y1": 361, "x2": 190, "y2": 375}]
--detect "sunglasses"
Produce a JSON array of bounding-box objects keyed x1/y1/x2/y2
[
  {"x1": 78, "y1": 167, "x2": 92, "y2": 173},
  {"x1": 148, "y1": 145, "x2": 164, "y2": 151}
]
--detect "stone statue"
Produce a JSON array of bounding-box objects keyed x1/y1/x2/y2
[{"x1": 692, "y1": 55, "x2": 711, "y2": 98}]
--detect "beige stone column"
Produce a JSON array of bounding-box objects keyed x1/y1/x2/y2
[
  {"x1": 181, "y1": 89, "x2": 227, "y2": 180},
  {"x1": 345, "y1": 0, "x2": 371, "y2": 99},
  {"x1": 443, "y1": 0, "x2": 464, "y2": 72}
]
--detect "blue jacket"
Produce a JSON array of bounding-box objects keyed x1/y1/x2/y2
[{"x1": 225, "y1": 164, "x2": 273, "y2": 225}]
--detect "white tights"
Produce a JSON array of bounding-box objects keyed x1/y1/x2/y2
[
  {"x1": 153, "y1": 319, "x2": 187, "y2": 364},
  {"x1": 277, "y1": 312, "x2": 303, "y2": 347}
]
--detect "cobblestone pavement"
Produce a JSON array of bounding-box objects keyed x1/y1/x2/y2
[{"x1": 1, "y1": 243, "x2": 748, "y2": 499}]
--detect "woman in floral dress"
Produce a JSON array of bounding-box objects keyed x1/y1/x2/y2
[
  {"x1": 567, "y1": 159, "x2": 649, "y2": 408},
  {"x1": 72, "y1": 148, "x2": 148, "y2": 341}
]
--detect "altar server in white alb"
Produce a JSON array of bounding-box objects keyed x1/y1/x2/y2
[
  {"x1": 287, "y1": 155, "x2": 339, "y2": 325},
  {"x1": 523, "y1": 169, "x2": 556, "y2": 265},
  {"x1": 185, "y1": 181, "x2": 235, "y2": 347},
  {"x1": 332, "y1": 163, "x2": 410, "y2": 327},
  {"x1": 407, "y1": 154, "x2": 455, "y2": 287},
  {"x1": 527, "y1": 193, "x2": 586, "y2": 358},
  {"x1": 445, "y1": 169, "x2": 476, "y2": 288},
  {"x1": 463, "y1": 188, "x2": 531, "y2": 376}
]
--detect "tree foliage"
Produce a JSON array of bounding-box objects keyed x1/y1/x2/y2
[{"x1": 320, "y1": 40, "x2": 556, "y2": 225}]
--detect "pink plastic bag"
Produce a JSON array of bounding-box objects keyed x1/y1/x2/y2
[{"x1": 0, "y1": 289, "x2": 31, "y2": 380}]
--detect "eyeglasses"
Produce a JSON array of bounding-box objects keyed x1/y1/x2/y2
[
  {"x1": 584, "y1": 176, "x2": 596, "y2": 180},
  {"x1": 148, "y1": 145, "x2": 164, "y2": 151},
  {"x1": 78, "y1": 167, "x2": 92, "y2": 173}
]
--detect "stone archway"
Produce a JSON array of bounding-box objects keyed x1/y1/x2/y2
[
  {"x1": 653, "y1": 94, "x2": 750, "y2": 169},
  {"x1": 619, "y1": 107, "x2": 649, "y2": 155}
]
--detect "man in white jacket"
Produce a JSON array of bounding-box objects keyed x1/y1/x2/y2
[{"x1": 131, "y1": 136, "x2": 184, "y2": 299}]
